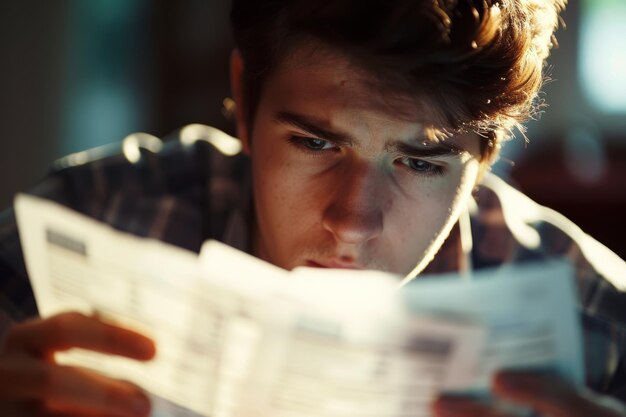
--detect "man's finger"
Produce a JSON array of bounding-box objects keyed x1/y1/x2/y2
[
  {"x1": 432, "y1": 396, "x2": 516, "y2": 417},
  {"x1": 7, "y1": 312, "x2": 155, "y2": 360},
  {"x1": 42, "y1": 364, "x2": 150, "y2": 417},
  {"x1": 0, "y1": 359, "x2": 150, "y2": 417},
  {"x1": 0, "y1": 400, "x2": 135, "y2": 416},
  {"x1": 0, "y1": 401, "x2": 44, "y2": 417},
  {"x1": 0, "y1": 356, "x2": 50, "y2": 400},
  {"x1": 493, "y1": 371, "x2": 625, "y2": 417}
]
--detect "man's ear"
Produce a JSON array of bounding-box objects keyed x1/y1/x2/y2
[{"x1": 230, "y1": 49, "x2": 250, "y2": 154}]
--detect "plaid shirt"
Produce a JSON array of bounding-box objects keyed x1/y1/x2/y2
[{"x1": 1, "y1": 125, "x2": 626, "y2": 401}]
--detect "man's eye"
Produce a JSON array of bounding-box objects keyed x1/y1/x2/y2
[
  {"x1": 289, "y1": 136, "x2": 335, "y2": 151},
  {"x1": 400, "y1": 157, "x2": 445, "y2": 175},
  {"x1": 302, "y1": 137, "x2": 332, "y2": 150}
]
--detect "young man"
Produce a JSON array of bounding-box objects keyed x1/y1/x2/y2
[{"x1": 1, "y1": 0, "x2": 625, "y2": 416}]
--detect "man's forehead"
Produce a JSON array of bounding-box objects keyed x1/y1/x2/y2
[{"x1": 267, "y1": 40, "x2": 458, "y2": 141}]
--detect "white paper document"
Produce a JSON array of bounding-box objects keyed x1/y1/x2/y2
[{"x1": 14, "y1": 194, "x2": 583, "y2": 417}]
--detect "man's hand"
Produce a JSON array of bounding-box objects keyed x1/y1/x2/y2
[
  {"x1": 0, "y1": 312, "x2": 156, "y2": 417},
  {"x1": 432, "y1": 371, "x2": 626, "y2": 417}
]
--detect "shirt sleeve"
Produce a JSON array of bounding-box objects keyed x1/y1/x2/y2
[
  {"x1": 0, "y1": 169, "x2": 75, "y2": 324},
  {"x1": 0, "y1": 206, "x2": 38, "y2": 336}
]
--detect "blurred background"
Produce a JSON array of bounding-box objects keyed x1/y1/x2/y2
[{"x1": 1, "y1": 1, "x2": 625, "y2": 258}]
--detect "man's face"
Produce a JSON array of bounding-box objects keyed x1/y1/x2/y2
[{"x1": 232, "y1": 45, "x2": 484, "y2": 276}]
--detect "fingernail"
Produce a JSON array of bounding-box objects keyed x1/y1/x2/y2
[
  {"x1": 130, "y1": 392, "x2": 151, "y2": 416},
  {"x1": 135, "y1": 339, "x2": 156, "y2": 359}
]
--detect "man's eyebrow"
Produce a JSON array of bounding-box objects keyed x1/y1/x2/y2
[
  {"x1": 275, "y1": 111, "x2": 354, "y2": 145},
  {"x1": 275, "y1": 111, "x2": 468, "y2": 157},
  {"x1": 391, "y1": 140, "x2": 466, "y2": 158}
]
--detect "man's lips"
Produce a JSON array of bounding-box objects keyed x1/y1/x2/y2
[{"x1": 305, "y1": 260, "x2": 365, "y2": 270}]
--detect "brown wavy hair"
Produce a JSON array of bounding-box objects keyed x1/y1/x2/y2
[{"x1": 231, "y1": 0, "x2": 566, "y2": 161}]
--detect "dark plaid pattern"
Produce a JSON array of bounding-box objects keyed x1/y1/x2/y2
[{"x1": 1, "y1": 126, "x2": 625, "y2": 401}]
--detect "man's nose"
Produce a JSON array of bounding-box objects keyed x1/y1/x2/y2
[{"x1": 321, "y1": 161, "x2": 385, "y2": 244}]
